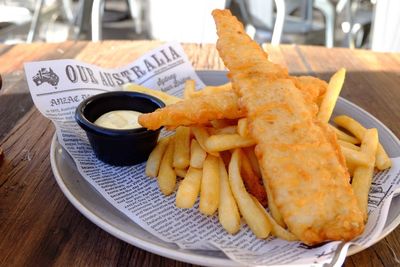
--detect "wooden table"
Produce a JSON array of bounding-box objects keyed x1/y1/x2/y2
[{"x1": 1, "y1": 41, "x2": 399, "y2": 267}]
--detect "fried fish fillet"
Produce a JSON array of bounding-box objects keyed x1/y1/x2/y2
[
  {"x1": 138, "y1": 89, "x2": 245, "y2": 130},
  {"x1": 138, "y1": 76, "x2": 327, "y2": 130},
  {"x1": 212, "y1": 9, "x2": 364, "y2": 244},
  {"x1": 290, "y1": 76, "x2": 327, "y2": 107}
]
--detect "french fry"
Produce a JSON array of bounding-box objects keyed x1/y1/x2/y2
[
  {"x1": 205, "y1": 134, "x2": 256, "y2": 152},
  {"x1": 174, "y1": 168, "x2": 188, "y2": 178},
  {"x1": 336, "y1": 138, "x2": 359, "y2": 176},
  {"x1": 338, "y1": 140, "x2": 360, "y2": 151},
  {"x1": 317, "y1": 68, "x2": 346, "y2": 122},
  {"x1": 191, "y1": 126, "x2": 219, "y2": 156},
  {"x1": 123, "y1": 83, "x2": 181, "y2": 105},
  {"x1": 346, "y1": 160, "x2": 357, "y2": 177},
  {"x1": 334, "y1": 115, "x2": 391, "y2": 170},
  {"x1": 199, "y1": 154, "x2": 220, "y2": 215},
  {"x1": 341, "y1": 146, "x2": 370, "y2": 166},
  {"x1": 209, "y1": 125, "x2": 237, "y2": 135},
  {"x1": 237, "y1": 118, "x2": 248, "y2": 137},
  {"x1": 218, "y1": 158, "x2": 241, "y2": 234},
  {"x1": 250, "y1": 195, "x2": 297, "y2": 241},
  {"x1": 184, "y1": 79, "x2": 196, "y2": 99},
  {"x1": 351, "y1": 128, "x2": 379, "y2": 221},
  {"x1": 228, "y1": 149, "x2": 271, "y2": 238},
  {"x1": 176, "y1": 167, "x2": 202, "y2": 208},
  {"x1": 190, "y1": 82, "x2": 232, "y2": 98},
  {"x1": 190, "y1": 139, "x2": 207, "y2": 168},
  {"x1": 145, "y1": 137, "x2": 170, "y2": 177},
  {"x1": 173, "y1": 126, "x2": 191, "y2": 169},
  {"x1": 157, "y1": 137, "x2": 176, "y2": 195},
  {"x1": 243, "y1": 147, "x2": 261, "y2": 178},
  {"x1": 330, "y1": 125, "x2": 360, "y2": 144},
  {"x1": 241, "y1": 151, "x2": 267, "y2": 206}
]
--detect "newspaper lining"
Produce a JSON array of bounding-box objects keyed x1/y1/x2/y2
[{"x1": 25, "y1": 42, "x2": 400, "y2": 267}]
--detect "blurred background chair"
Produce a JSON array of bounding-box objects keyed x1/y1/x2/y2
[
  {"x1": 0, "y1": 0, "x2": 36, "y2": 43},
  {"x1": 337, "y1": 0, "x2": 373, "y2": 49},
  {"x1": 0, "y1": 2, "x2": 32, "y2": 28},
  {"x1": 91, "y1": 0, "x2": 144, "y2": 41},
  {"x1": 233, "y1": 0, "x2": 335, "y2": 47},
  {"x1": 0, "y1": 0, "x2": 76, "y2": 43}
]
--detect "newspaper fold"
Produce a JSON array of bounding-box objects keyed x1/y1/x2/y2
[{"x1": 25, "y1": 42, "x2": 400, "y2": 267}]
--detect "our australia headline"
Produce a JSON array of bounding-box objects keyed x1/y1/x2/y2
[{"x1": 65, "y1": 46, "x2": 181, "y2": 87}]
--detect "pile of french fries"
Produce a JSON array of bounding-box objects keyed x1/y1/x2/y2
[{"x1": 124, "y1": 68, "x2": 392, "y2": 240}]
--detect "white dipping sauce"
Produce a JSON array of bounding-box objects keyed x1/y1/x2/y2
[{"x1": 94, "y1": 110, "x2": 142, "y2": 130}]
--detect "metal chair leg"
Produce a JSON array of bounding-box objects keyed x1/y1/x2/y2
[
  {"x1": 27, "y1": 0, "x2": 44, "y2": 43},
  {"x1": 91, "y1": 0, "x2": 105, "y2": 41},
  {"x1": 314, "y1": 0, "x2": 335, "y2": 48},
  {"x1": 61, "y1": 0, "x2": 74, "y2": 23},
  {"x1": 271, "y1": 0, "x2": 286, "y2": 45}
]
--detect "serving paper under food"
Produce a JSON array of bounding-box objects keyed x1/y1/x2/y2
[{"x1": 25, "y1": 42, "x2": 400, "y2": 267}]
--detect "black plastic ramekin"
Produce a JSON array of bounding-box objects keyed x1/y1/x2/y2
[{"x1": 75, "y1": 91, "x2": 165, "y2": 166}]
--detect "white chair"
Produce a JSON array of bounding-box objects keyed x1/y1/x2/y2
[
  {"x1": 0, "y1": 0, "x2": 75, "y2": 43},
  {"x1": 0, "y1": 2, "x2": 33, "y2": 43},
  {"x1": 314, "y1": 0, "x2": 335, "y2": 48},
  {"x1": 25, "y1": 0, "x2": 75, "y2": 43},
  {"x1": 0, "y1": 5, "x2": 32, "y2": 25},
  {"x1": 91, "y1": 0, "x2": 145, "y2": 41},
  {"x1": 236, "y1": 0, "x2": 335, "y2": 47}
]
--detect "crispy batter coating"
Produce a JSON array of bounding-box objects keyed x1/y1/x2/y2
[
  {"x1": 138, "y1": 90, "x2": 245, "y2": 130},
  {"x1": 138, "y1": 76, "x2": 327, "y2": 130},
  {"x1": 290, "y1": 76, "x2": 328, "y2": 108},
  {"x1": 213, "y1": 9, "x2": 364, "y2": 244}
]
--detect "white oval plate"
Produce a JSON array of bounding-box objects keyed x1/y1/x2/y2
[{"x1": 50, "y1": 71, "x2": 400, "y2": 267}]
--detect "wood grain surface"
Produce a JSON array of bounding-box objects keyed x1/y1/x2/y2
[{"x1": 1, "y1": 41, "x2": 400, "y2": 267}]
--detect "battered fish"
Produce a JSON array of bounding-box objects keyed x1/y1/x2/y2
[
  {"x1": 212, "y1": 9, "x2": 364, "y2": 244},
  {"x1": 138, "y1": 90, "x2": 245, "y2": 130},
  {"x1": 290, "y1": 76, "x2": 327, "y2": 107},
  {"x1": 138, "y1": 76, "x2": 327, "y2": 130}
]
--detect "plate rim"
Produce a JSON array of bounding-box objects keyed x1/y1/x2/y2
[{"x1": 50, "y1": 73, "x2": 400, "y2": 266}]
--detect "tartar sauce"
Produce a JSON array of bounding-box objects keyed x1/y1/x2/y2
[{"x1": 94, "y1": 110, "x2": 142, "y2": 130}]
